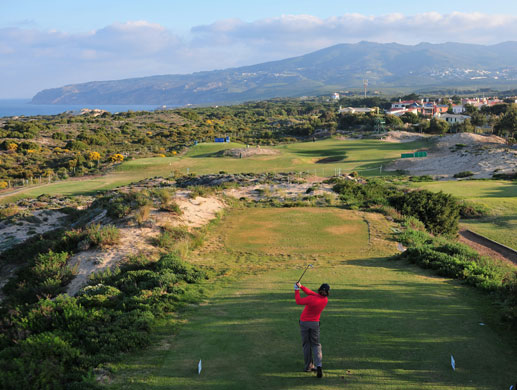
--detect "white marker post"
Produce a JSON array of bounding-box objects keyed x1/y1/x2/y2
[
  {"x1": 198, "y1": 359, "x2": 202, "y2": 375},
  {"x1": 451, "y1": 355, "x2": 455, "y2": 371}
]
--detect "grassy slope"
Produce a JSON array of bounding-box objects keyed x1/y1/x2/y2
[
  {"x1": 0, "y1": 138, "x2": 427, "y2": 204},
  {"x1": 414, "y1": 180, "x2": 517, "y2": 250},
  {"x1": 104, "y1": 208, "x2": 517, "y2": 390}
]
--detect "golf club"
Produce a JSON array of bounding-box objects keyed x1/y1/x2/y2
[{"x1": 297, "y1": 264, "x2": 313, "y2": 283}]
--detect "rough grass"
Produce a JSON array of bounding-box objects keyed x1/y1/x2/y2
[
  {"x1": 103, "y1": 208, "x2": 517, "y2": 390},
  {"x1": 414, "y1": 180, "x2": 517, "y2": 249},
  {"x1": 0, "y1": 138, "x2": 426, "y2": 203}
]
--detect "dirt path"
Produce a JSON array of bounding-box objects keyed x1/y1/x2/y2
[{"x1": 459, "y1": 229, "x2": 517, "y2": 266}]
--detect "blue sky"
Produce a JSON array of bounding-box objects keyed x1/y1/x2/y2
[
  {"x1": 2, "y1": 1, "x2": 517, "y2": 98},
  {"x1": 4, "y1": 0, "x2": 517, "y2": 31}
]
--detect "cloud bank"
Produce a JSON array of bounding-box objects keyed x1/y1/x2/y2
[{"x1": 2, "y1": 12, "x2": 517, "y2": 97}]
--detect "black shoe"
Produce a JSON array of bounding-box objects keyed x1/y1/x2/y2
[{"x1": 316, "y1": 366, "x2": 322, "y2": 378}]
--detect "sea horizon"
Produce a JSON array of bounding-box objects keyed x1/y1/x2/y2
[{"x1": 0, "y1": 99, "x2": 170, "y2": 118}]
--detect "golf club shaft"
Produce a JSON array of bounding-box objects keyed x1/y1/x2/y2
[{"x1": 297, "y1": 265, "x2": 310, "y2": 283}]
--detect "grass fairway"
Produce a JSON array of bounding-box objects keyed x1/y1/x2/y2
[
  {"x1": 0, "y1": 137, "x2": 427, "y2": 203},
  {"x1": 105, "y1": 208, "x2": 517, "y2": 390},
  {"x1": 414, "y1": 180, "x2": 517, "y2": 250},
  {"x1": 222, "y1": 208, "x2": 369, "y2": 257}
]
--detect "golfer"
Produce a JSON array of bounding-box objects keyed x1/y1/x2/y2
[{"x1": 294, "y1": 281, "x2": 330, "y2": 378}]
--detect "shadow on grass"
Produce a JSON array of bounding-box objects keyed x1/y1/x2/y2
[
  {"x1": 465, "y1": 214, "x2": 517, "y2": 230},
  {"x1": 106, "y1": 262, "x2": 517, "y2": 389},
  {"x1": 289, "y1": 140, "x2": 428, "y2": 159},
  {"x1": 189, "y1": 151, "x2": 228, "y2": 159}
]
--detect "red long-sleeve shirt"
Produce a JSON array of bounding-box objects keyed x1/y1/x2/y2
[{"x1": 295, "y1": 285, "x2": 328, "y2": 322}]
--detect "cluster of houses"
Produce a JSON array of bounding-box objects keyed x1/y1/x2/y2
[{"x1": 338, "y1": 97, "x2": 505, "y2": 125}]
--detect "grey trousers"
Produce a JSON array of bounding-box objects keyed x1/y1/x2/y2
[{"x1": 299, "y1": 321, "x2": 322, "y2": 370}]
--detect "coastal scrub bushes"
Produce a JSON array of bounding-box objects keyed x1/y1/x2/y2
[
  {"x1": 390, "y1": 189, "x2": 461, "y2": 236},
  {"x1": 332, "y1": 178, "x2": 461, "y2": 236},
  {"x1": 85, "y1": 224, "x2": 120, "y2": 248},
  {"x1": 91, "y1": 191, "x2": 151, "y2": 218},
  {"x1": 2, "y1": 251, "x2": 75, "y2": 304},
  {"x1": 0, "y1": 253, "x2": 208, "y2": 389}
]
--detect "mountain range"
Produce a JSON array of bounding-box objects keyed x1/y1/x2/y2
[{"x1": 31, "y1": 41, "x2": 517, "y2": 106}]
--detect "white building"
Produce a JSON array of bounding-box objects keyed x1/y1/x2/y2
[
  {"x1": 452, "y1": 105, "x2": 465, "y2": 114},
  {"x1": 437, "y1": 113, "x2": 471, "y2": 124},
  {"x1": 339, "y1": 106, "x2": 376, "y2": 114}
]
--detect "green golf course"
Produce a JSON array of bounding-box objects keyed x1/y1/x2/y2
[
  {"x1": 0, "y1": 137, "x2": 428, "y2": 203},
  {"x1": 104, "y1": 208, "x2": 517, "y2": 390}
]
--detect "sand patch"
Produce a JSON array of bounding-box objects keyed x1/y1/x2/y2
[
  {"x1": 221, "y1": 148, "x2": 279, "y2": 158},
  {"x1": 386, "y1": 133, "x2": 517, "y2": 179},
  {"x1": 0, "y1": 210, "x2": 68, "y2": 253},
  {"x1": 223, "y1": 181, "x2": 335, "y2": 201},
  {"x1": 66, "y1": 191, "x2": 226, "y2": 296},
  {"x1": 381, "y1": 131, "x2": 431, "y2": 143}
]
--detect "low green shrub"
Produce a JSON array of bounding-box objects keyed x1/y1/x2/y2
[
  {"x1": 159, "y1": 200, "x2": 182, "y2": 214},
  {"x1": 3, "y1": 251, "x2": 74, "y2": 304},
  {"x1": 409, "y1": 175, "x2": 434, "y2": 182},
  {"x1": 454, "y1": 171, "x2": 474, "y2": 178},
  {"x1": 85, "y1": 224, "x2": 120, "y2": 248},
  {"x1": 155, "y1": 226, "x2": 193, "y2": 251},
  {"x1": 0, "y1": 206, "x2": 20, "y2": 220},
  {"x1": 134, "y1": 205, "x2": 151, "y2": 225},
  {"x1": 91, "y1": 191, "x2": 152, "y2": 219},
  {"x1": 492, "y1": 172, "x2": 517, "y2": 180},
  {"x1": 459, "y1": 200, "x2": 490, "y2": 218},
  {"x1": 188, "y1": 186, "x2": 214, "y2": 199},
  {"x1": 152, "y1": 188, "x2": 176, "y2": 205},
  {"x1": 332, "y1": 178, "x2": 397, "y2": 209},
  {"x1": 401, "y1": 215, "x2": 426, "y2": 231},
  {"x1": 391, "y1": 190, "x2": 460, "y2": 236}
]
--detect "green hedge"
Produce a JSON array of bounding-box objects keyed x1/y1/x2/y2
[
  {"x1": 332, "y1": 179, "x2": 461, "y2": 236},
  {"x1": 397, "y1": 229, "x2": 517, "y2": 325}
]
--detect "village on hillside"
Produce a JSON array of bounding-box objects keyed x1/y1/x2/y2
[{"x1": 337, "y1": 95, "x2": 516, "y2": 126}]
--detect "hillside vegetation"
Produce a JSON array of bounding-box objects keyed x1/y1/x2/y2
[{"x1": 31, "y1": 42, "x2": 517, "y2": 105}]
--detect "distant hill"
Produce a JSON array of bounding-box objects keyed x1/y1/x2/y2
[{"x1": 31, "y1": 41, "x2": 517, "y2": 106}]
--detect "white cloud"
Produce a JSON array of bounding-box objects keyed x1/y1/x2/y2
[
  {"x1": 192, "y1": 12, "x2": 517, "y2": 48},
  {"x1": 2, "y1": 12, "x2": 517, "y2": 97}
]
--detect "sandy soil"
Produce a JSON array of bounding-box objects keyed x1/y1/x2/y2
[
  {"x1": 0, "y1": 210, "x2": 68, "y2": 253},
  {"x1": 381, "y1": 130, "x2": 431, "y2": 143},
  {"x1": 386, "y1": 133, "x2": 517, "y2": 178},
  {"x1": 222, "y1": 147, "x2": 279, "y2": 158},
  {"x1": 66, "y1": 225, "x2": 160, "y2": 295},
  {"x1": 66, "y1": 192, "x2": 226, "y2": 296},
  {"x1": 223, "y1": 179, "x2": 334, "y2": 201}
]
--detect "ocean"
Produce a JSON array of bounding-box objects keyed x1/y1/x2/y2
[{"x1": 0, "y1": 99, "x2": 164, "y2": 118}]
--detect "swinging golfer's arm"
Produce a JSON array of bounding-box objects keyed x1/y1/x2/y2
[
  {"x1": 300, "y1": 285, "x2": 318, "y2": 296},
  {"x1": 295, "y1": 290, "x2": 310, "y2": 305}
]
